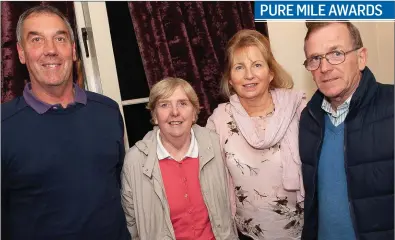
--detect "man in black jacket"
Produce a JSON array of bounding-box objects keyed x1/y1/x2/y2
[{"x1": 299, "y1": 22, "x2": 394, "y2": 240}]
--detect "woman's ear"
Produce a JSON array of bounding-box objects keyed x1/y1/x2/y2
[
  {"x1": 269, "y1": 70, "x2": 274, "y2": 83},
  {"x1": 152, "y1": 111, "x2": 158, "y2": 125}
]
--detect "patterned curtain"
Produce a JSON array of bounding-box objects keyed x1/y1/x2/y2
[{"x1": 128, "y1": 1, "x2": 268, "y2": 125}]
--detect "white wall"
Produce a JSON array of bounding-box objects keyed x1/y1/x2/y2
[{"x1": 267, "y1": 22, "x2": 394, "y2": 99}]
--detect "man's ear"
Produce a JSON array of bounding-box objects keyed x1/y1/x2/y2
[
  {"x1": 72, "y1": 42, "x2": 77, "y2": 61},
  {"x1": 17, "y1": 42, "x2": 26, "y2": 64},
  {"x1": 357, "y1": 47, "x2": 367, "y2": 71}
]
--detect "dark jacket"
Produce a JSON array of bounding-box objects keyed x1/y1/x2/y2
[{"x1": 299, "y1": 67, "x2": 394, "y2": 240}]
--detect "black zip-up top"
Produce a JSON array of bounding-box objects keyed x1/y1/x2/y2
[{"x1": 299, "y1": 67, "x2": 394, "y2": 240}]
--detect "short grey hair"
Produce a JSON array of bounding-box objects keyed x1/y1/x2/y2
[
  {"x1": 16, "y1": 5, "x2": 75, "y2": 44},
  {"x1": 147, "y1": 77, "x2": 201, "y2": 125}
]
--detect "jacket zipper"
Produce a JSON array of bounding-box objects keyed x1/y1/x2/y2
[{"x1": 343, "y1": 123, "x2": 359, "y2": 239}]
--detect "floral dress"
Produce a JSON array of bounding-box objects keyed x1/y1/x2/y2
[{"x1": 207, "y1": 103, "x2": 303, "y2": 240}]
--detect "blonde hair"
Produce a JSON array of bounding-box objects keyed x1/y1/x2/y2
[
  {"x1": 304, "y1": 21, "x2": 363, "y2": 49},
  {"x1": 147, "y1": 77, "x2": 201, "y2": 124},
  {"x1": 221, "y1": 29, "x2": 294, "y2": 98}
]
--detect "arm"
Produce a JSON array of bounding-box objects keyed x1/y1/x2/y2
[
  {"x1": 297, "y1": 93, "x2": 307, "y2": 204},
  {"x1": 1, "y1": 137, "x2": 10, "y2": 240},
  {"x1": 206, "y1": 114, "x2": 217, "y2": 132},
  {"x1": 121, "y1": 155, "x2": 139, "y2": 240},
  {"x1": 297, "y1": 92, "x2": 307, "y2": 121},
  {"x1": 209, "y1": 131, "x2": 238, "y2": 238},
  {"x1": 117, "y1": 110, "x2": 126, "y2": 188},
  {"x1": 1, "y1": 166, "x2": 10, "y2": 240},
  {"x1": 206, "y1": 108, "x2": 226, "y2": 160},
  {"x1": 206, "y1": 110, "x2": 237, "y2": 217}
]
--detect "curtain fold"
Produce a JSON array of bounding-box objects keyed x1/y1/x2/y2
[
  {"x1": 128, "y1": 1, "x2": 267, "y2": 125},
  {"x1": 1, "y1": 1, "x2": 77, "y2": 103}
]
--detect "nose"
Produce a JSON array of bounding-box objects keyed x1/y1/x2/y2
[
  {"x1": 319, "y1": 58, "x2": 333, "y2": 73},
  {"x1": 170, "y1": 104, "x2": 180, "y2": 116},
  {"x1": 244, "y1": 67, "x2": 254, "y2": 80},
  {"x1": 43, "y1": 39, "x2": 58, "y2": 56}
]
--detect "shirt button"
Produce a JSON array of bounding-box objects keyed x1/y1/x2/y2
[
  {"x1": 184, "y1": 194, "x2": 188, "y2": 198},
  {"x1": 188, "y1": 209, "x2": 192, "y2": 214}
]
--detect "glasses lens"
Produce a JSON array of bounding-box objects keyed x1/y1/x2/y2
[
  {"x1": 305, "y1": 58, "x2": 320, "y2": 71},
  {"x1": 327, "y1": 51, "x2": 345, "y2": 65}
]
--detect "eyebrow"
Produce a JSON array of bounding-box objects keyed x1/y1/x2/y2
[
  {"x1": 328, "y1": 45, "x2": 342, "y2": 51},
  {"x1": 233, "y1": 60, "x2": 264, "y2": 66},
  {"x1": 26, "y1": 31, "x2": 40, "y2": 38},
  {"x1": 309, "y1": 45, "x2": 344, "y2": 58},
  {"x1": 55, "y1": 30, "x2": 69, "y2": 36},
  {"x1": 26, "y1": 30, "x2": 69, "y2": 39},
  {"x1": 158, "y1": 98, "x2": 189, "y2": 103}
]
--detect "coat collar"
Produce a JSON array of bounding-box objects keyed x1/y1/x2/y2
[{"x1": 307, "y1": 66, "x2": 378, "y2": 125}]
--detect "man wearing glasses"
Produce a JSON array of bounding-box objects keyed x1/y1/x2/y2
[{"x1": 299, "y1": 22, "x2": 394, "y2": 240}]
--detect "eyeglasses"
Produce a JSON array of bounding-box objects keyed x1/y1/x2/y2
[{"x1": 303, "y1": 48, "x2": 360, "y2": 71}]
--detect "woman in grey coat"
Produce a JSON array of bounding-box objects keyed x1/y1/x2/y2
[{"x1": 121, "y1": 77, "x2": 238, "y2": 240}]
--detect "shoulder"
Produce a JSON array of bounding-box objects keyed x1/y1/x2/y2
[
  {"x1": 195, "y1": 124, "x2": 219, "y2": 137},
  {"x1": 1, "y1": 96, "x2": 29, "y2": 123},
  {"x1": 303, "y1": 89, "x2": 324, "y2": 116},
  {"x1": 212, "y1": 102, "x2": 229, "y2": 114},
  {"x1": 124, "y1": 144, "x2": 144, "y2": 165},
  {"x1": 209, "y1": 102, "x2": 231, "y2": 120},
  {"x1": 86, "y1": 91, "x2": 120, "y2": 111},
  {"x1": 372, "y1": 83, "x2": 393, "y2": 118},
  {"x1": 376, "y1": 83, "x2": 394, "y2": 102},
  {"x1": 193, "y1": 125, "x2": 221, "y2": 150},
  {"x1": 125, "y1": 129, "x2": 156, "y2": 161},
  {"x1": 273, "y1": 88, "x2": 306, "y2": 99}
]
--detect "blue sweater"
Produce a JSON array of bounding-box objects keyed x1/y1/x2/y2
[
  {"x1": 317, "y1": 115, "x2": 356, "y2": 240},
  {"x1": 1, "y1": 92, "x2": 130, "y2": 240}
]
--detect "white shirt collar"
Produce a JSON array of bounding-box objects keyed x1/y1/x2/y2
[
  {"x1": 156, "y1": 128, "x2": 199, "y2": 161},
  {"x1": 321, "y1": 93, "x2": 353, "y2": 116}
]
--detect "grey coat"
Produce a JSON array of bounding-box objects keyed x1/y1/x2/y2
[{"x1": 121, "y1": 124, "x2": 238, "y2": 240}]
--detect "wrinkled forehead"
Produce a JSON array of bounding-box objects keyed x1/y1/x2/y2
[
  {"x1": 22, "y1": 12, "x2": 70, "y2": 36},
  {"x1": 304, "y1": 23, "x2": 354, "y2": 56}
]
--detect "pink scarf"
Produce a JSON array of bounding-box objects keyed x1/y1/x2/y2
[{"x1": 230, "y1": 88, "x2": 305, "y2": 202}]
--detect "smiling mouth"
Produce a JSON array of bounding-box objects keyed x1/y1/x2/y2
[
  {"x1": 243, "y1": 83, "x2": 257, "y2": 87},
  {"x1": 42, "y1": 64, "x2": 61, "y2": 68},
  {"x1": 169, "y1": 121, "x2": 183, "y2": 125}
]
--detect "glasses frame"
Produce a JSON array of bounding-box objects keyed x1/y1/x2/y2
[{"x1": 303, "y1": 47, "x2": 361, "y2": 71}]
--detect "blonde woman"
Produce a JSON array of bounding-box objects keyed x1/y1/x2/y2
[
  {"x1": 207, "y1": 30, "x2": 306, "y2": 239},
  {"x1": 121, "y1": 77, "x2": 238, "y2": 240}
]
